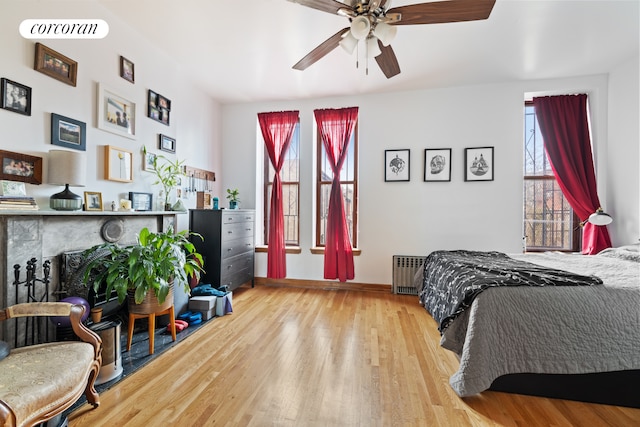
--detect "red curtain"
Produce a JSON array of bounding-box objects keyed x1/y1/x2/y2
[
  {"x1": 314, "y1": 107, "x2": 359, "y2": 281},
  {"x1": 532, "y1": 94, "x2": 612, "y2": 254},
  {"x1": 258, "y1": 110, "x2": 300, "y2": 278}
]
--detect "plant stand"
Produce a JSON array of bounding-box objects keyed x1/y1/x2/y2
[{"x1": 127, "y1": 305, "x2": 176, "y2": 355}]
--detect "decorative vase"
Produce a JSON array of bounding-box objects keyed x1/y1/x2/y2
[{"x1": 127, "y1": 283, "x2": 174, "y2": 315}]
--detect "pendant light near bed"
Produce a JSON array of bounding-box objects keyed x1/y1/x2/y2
[{"x1": 587, "y1": 207, "x2": 613, "y2": 226}]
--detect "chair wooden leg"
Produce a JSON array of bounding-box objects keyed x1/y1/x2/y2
[
  {"x1": 127, "y1": 314, "x2": 135, "y2": 351},
  {"x1": 148, "y1": 313, "x2": 156, "y2": 355}
]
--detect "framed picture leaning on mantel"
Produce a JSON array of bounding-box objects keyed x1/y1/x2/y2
[{"x1": 0, "y1": 149, "x2": 42, "y2": 184}]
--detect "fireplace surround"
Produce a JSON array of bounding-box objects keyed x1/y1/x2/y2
[{"x1": 0, "y1": 210, "x2": 180, "y2": 348}]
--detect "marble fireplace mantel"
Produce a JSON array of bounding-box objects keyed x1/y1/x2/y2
[{"x1": 0, "y1": 210, "x2": 181, "y2": 347}]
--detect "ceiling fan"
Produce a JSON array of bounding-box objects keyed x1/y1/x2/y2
[{"x1": 289, "y1": 0, "x2": 496, "y2": 78}]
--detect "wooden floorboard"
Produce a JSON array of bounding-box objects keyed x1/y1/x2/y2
[{"x1": 69, "y1": 284, "x2": 640, "y2": 426}]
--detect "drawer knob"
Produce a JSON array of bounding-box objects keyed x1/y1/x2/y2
[{"x1": 227, "y1": 247, "x2": 233, "y2": 252}]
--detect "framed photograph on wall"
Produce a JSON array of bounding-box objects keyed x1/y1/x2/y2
[
  {"x1": 0, "y1": 149, "x2": 43, "y2": 184},
  {"x1": 51, "y1": 113, "x2": 86, "y2": 151},
  {"x1": 424, "y1": 148, "x2": 451, "y2": 182},
  {"x1": 97, "y1": 82, "x2": 136, "y2": 139},
  {"x1": 159, "y1": 134, "x2": 176, "y2": 153},
  {"x1": 120, "y1": 56, "x2": 134, "y2": 83},
  {"x1": 129, "y1": 191, "x2": 153, "y2": 211},
  {"x1": 464, "y1": 146, "x2": 494, "y2": 182},
  {"x1": 143, "y1": 151, "x2": 156, "y2": 171},
  {"x1": 1, "y1": 78, "x2": 32, "y2": 116},
  {"x1": 148, "y1": 89, "x2": 171, "y2": 125},
  {"x1": 34, "y1": 43, "x2": 77, "y2": 87},
  {"x1": 104, "y1": 145, "x2": 133, "y2": 182},
  {"x1": 385, "y1": 149, "x2": 410, "y2": 182},
  {"x1": 84, "y1": 191, "x2": 103, "y2": 211}
]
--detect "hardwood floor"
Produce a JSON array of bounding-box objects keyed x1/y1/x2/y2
[{"x1": 69, "y1": 284, "x2": 640, "y2": 426}]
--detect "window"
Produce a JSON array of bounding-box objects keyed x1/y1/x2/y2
[
  {"x1": 263, "y1": 121, "x2": 300, "y2": 246},
  {"x1": 523, "y1": 102, "x2": 579, "y2": 251},
  {"x1": 315, "y1": 124, "x2": 358, "y2": 248}
]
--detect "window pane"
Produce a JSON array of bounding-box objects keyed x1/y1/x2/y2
[
  {"x1": 317, "y1": 128, "x2": 358, "y2": 248},
  {"x1": 523, "y1": 178, "x2": 575, "y2": 250},
  {"x1": 523, "y1": 103, "x2": 576, "y2": 251},
  {"x1": 264, "y1": 122, "x2": 300, "y2": 246}
]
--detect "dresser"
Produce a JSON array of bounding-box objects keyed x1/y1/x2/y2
[{"x1": 188, "y1": 209, "x2": 255, "y2": 291}]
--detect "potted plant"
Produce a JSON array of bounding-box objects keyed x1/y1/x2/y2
[
  {"x1": 226, "y1": 188, "x2": 240, "y2": 209},
  {"x1": 83, "y1": 227, "x2": 204, "y2": 313},
  {"x1": 144, "y1": 146, "x2": 185, "y2": 210}
]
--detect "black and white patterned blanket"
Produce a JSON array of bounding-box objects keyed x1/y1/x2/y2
[{"x1": 418, "y1": 250, "x2": 603, "y2": 333}]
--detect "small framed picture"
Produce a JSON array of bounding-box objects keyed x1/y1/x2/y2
[
  {"x1": 120, "y1": 56, "x2": 134, "y2": 83},
  {"x1": 104, "y1": 145, "x2": 133, "y2": 182},
  {"x1": 143, "y1": 151, "x2": 156, "y2": 171},
  {"x1": 1, "y1": 78, "x2": 32, "y2": 116},
  {"x1": 34, "y1": 43, "x2": 77, "y2": 87},
  {"x1": 159, "y1": 134, "x2": 176, "y2": 153},
  {"x1": 97, "y1": 83, "x2": 136, "y2": 139},
  {"x1": 0, "y1": 180, "x2": 26, "y2": 196},
  {"x1": 129, "y1": 191, "x2": 153, "y2": 211},
  {"x1": 0, "y1": 149, "x2": 43, "y2": 184},
  {"x1": 465, "y1": 147, "x2": 494, "y2": 182},
  {"x1": 51, "y1": 113, "x2": 86, "y2": 151},
  {"x1": 84, "y1": 192, "x2": 103, "y2": 211},
  {"x1": 385, "y1": 149, "x2": 410, "y2": 182},
  {"x1": 424, "y1": 148, "x2": 451, "y2": 182},
  {"x1": 148, "y1": 89, "x2": 171, "y2": 125}
]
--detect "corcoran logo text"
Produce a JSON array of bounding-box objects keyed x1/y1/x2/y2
[{"x1": 19, "y1": 19, "x2": 109, "y2": 39}]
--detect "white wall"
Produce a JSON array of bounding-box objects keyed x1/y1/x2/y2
[
  {"x1": 607, "y1": 56, "x2": 640, "y2": 245},
  {"x1": 0, "y1": 2, "x2": 222, "y2": 232},
  {"x1": 222, "y1": 71, "x2": 638, "y2": 285}
]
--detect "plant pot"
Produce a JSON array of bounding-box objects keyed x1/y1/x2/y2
[
  {"x1": 90, "y1": 307, "x2": 103, "y2": 323},
  {"x1": 229, "y1": 201, "x2": 238, "y2": 209},
  {"x1": 127, "y1": 284, "x2": 174, "y2": 315}
]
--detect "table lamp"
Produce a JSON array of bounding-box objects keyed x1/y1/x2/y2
[{"x1": 48, "y1": 150, "x2": 86, "y2": 211}]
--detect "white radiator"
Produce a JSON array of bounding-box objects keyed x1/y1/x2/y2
[{"x1": 392, "y1": 255, "x2": 426, "y2": 295}]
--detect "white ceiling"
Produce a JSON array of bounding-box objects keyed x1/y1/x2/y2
[{"x1": 97, "y1": 0, "x2": 639, "y2": 104}]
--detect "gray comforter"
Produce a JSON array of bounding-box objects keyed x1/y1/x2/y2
[{"x1": 418, "y1": 246, "x2": 640, "y2": 397}]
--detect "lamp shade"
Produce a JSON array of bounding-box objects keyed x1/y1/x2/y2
[
  {"x1": 48, "y1": 150, "x2": 86, "y2": 186},
  {"x1": 366, "y1": 36, "x2": 382, "y2": 58},
  {"x1": 48, "y1": 150, "x2": 86, "y2": 211},
  {"x1": 588, "y1": 208, "x2": 613, "y2": 226},
  {"x1": 350, "y1": 16, "x2": 371, "y2": 40},
  {"x1": 373, "y1": 22, "x2": 397, "y2": 46},
  {"x1": 339, "y1": 31, "x2": 359, "y2": 54}
]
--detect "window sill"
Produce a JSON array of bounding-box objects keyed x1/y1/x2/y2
[
  {"x1": 255, "y1": 246, "x2": 302, "y2": 254},
  {"x1": 310, "y1": 247, "x2": 361, "y2": 256}
]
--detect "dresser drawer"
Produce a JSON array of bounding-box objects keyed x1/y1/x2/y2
[
  {"x1": 220, "y1": 236, "x2": 254, "y2": 260},
  {"x1": 221, "y1": 221, "x2": 254, "y2": 242},
  {"x1": 222, "y1": 211, "x2": 255, "y2": 225},
  {"x1": 221, "y1": 252, "x2": 253, "y2": 277},
  {"x1": 220, "y1": 268, "x2": 253, "y2": 290}
]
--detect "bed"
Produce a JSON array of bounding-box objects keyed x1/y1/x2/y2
[{"x1": 416, "y1": 244, "x2": 640, "y2": 407}]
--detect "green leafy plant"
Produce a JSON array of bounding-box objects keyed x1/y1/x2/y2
[
  {"x1": 226, "y1": 188, "x2": 240, "y2": 203},
  {"x1": 144, "y1": 146, "x2": 185, "y2": 209},
  {"x1": 83, "y1": 227, "x2": 204, "y2": 305}
]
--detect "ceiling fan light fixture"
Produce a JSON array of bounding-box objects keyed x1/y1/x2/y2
[
  {"x1": 373, "y1": 22, "x2": 397, "y2": 46},
  {"x1": 350, "y1": 15, "x2": 371, "y2": 40},
  {"x1": 339, "y1": 31, "x2": 359, "y2": 54},
  {"x1": 366, "y1": 36, "x2": 382, "y2": 58}
]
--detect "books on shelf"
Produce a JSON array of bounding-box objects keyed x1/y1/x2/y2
[{"x1": 0, "y1": 196, "x2": 39, "y2": 210}]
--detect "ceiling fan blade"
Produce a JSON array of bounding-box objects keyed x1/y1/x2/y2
[
  {"x1": 293, "y1": 28, "x2": 350, "y2": 71},
  {"x1": 387, "y1": 0, "x2": 496, "y2": 26},
  {"x1": 287, "y1": 0, "x2": 351, "y2": 15},
  {"x1": 375, "y1": 41, "x2": 401, "y2": 78}
]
